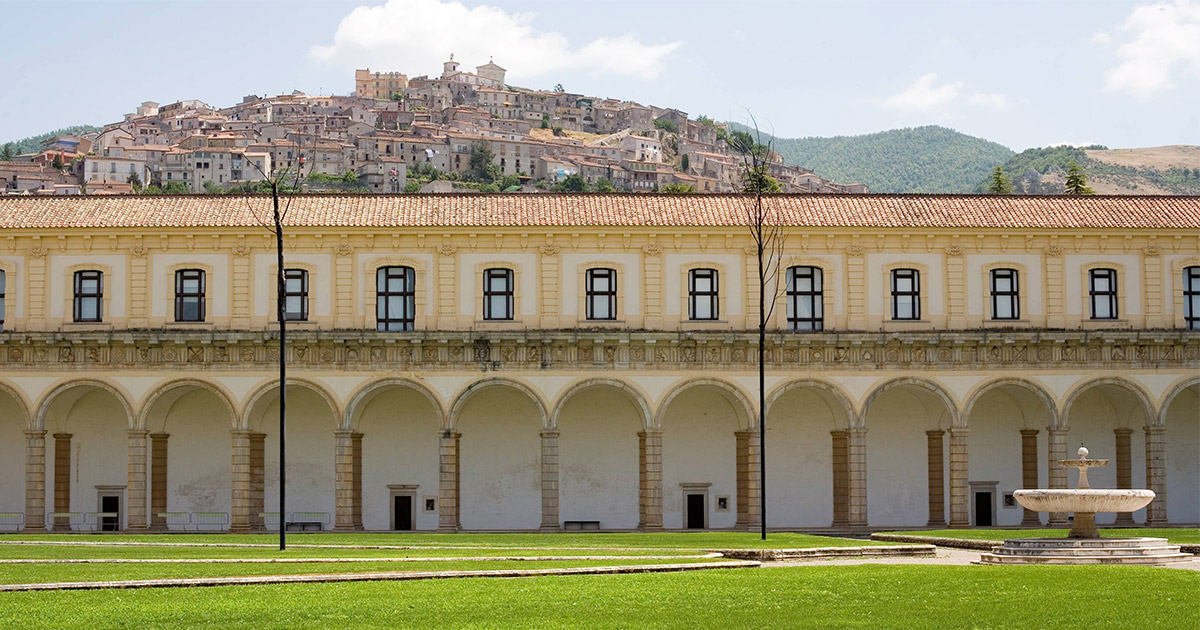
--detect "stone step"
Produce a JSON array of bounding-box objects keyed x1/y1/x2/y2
[
  {"x1": 977, "y1": 553, "x2": 1195, "y2": 566},
  {"x1": 992, "y1": 546, "x2": 1184, "y2": 557},
  {"x1": 999, "y1": 537, "x2": 1169, "y2": 549}
]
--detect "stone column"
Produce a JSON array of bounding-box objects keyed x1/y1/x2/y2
[
  {"x1": 1019, "y1": 429, "x2": 1041, "y2": 525},
  {"x1": 1113, "y1": 427, "x2": 1135, "y2": 526},
  {"x1": 830, "y1": 430, "x2": 850, "y2": 528},
  {"x1": 948, "y1": 428, "x2": 969, "y2": 527},
  {"x1": 638, "y1": 430, "x2": 663, "y2": 530},
  {"x1": 1047, "y1": 428, "x2": 1069, "y2": 526},
  {"x1": 149, "y1": 433, "x2": 169, "y2": 530},
  {"x1": 23, "y1": 431, "x2": 47, "y2": 532},
  {"x1": 438, "y1": 431, "x2": 461, "y2": 532},
  {"x1": 248, "y1": 433, "x2": 266, "y2": 530},
  {"x1": 1144, "y1": 426, "x2": 1167, "y2": 524},
  {"x1": 352, "y1": 433, "x2": 363, "y2": 530},
  {"x1": 230, "y1": 431, "x2": 252, "y2": 532},
  {"x1": 126, "y1": 430, "x2": 149, "y2": 531},
  {"x1": 847, "y1": 428, "x2": 868, "y2": 528},
  {"x1": 333, "y1": 430, "x2": 363, "y2": 532},
  {"x1": 540, "y1": 430, "x2": 560, "y2": 531},
  {"x1": 735, "y1": 430, "x2": 762, "y2": 530},
  {"x1": 53, "y1": 433, "x2": 71, "y2": 528},
  {"x1": 926, "y1": 429, "x2": 946, "y2": 527}
]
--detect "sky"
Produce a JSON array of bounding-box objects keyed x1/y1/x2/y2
[{"x1": 1, "y1": 0, "x2": 1197, "y2": 150}]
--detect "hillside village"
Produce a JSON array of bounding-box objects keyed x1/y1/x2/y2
[{"x1": 0, "y1": 56, "x2": 866, "y2": 196}]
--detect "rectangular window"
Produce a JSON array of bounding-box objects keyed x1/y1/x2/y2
[
  {"x1": 174, "y1": 269, "x2": 205, "y2": 322},
  {"x1": 376, "y1": 266, "x2": 415, "y2": 331},
  {"x1": 990, "y1": 268, "x2": 1020, "y2": 320},
  {"x1": 786, "y1": 266, "x2": 824, "y2": 331},
  {"x1": 585, "y1": 268, "x2": 617, "y2": 321},
  {"x1": 1089, "y1": 268, "x2": 1118, "y2": 320},
  {"x1": 73, "y1": 270, "x2": 103, "y2": 322},
  {"x1": 689, "y1": 268, "x2": 719, "y2": 321},
  {"x1": 282, "y1": 269, "x2": 308, "y2": 321},
  {"x1": 483, "y1": 268, "x2": 514, "y2": 320},
  {"x1": 891, "y1": 268, "x2": 920, "y2": 321},
  {"x1": 1184, "y1": 267, "x2": 1200, "y2": 331}
]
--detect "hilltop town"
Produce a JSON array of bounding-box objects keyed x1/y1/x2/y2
[{"x1": 0, "y1": 56, "x2": 866, "y2": 196}]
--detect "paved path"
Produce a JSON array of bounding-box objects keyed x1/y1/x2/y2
[{"x1": 767, "y1": 546, "x2": 1200, "y2": 571}]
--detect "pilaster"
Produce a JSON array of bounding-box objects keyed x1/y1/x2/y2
[
  {"x1": 53, "y1": 433, "x2": 71, "y2": 528},
  {"x1": 437, "y1": 241, "x2": 457, "y2": 328},
  {"x1": 539, "y1": 245, "x2": 559, "y2": 328},
  {"x1": 149, "y1": 433, "x2": 169, "y2": 530},
  {"x1": 643, "y1": 247, "x2": 662, "y2": 329},
  {"x1": 231, "y1": 248, "x2": 251, "y2": 328},
  {"x1": 946, "y1": 253, "x2": 966, "y2": 329},
  {"x1": 1113, "y1": 427, "x2": 1135, "y2": 526},
  {"x1": 926, "y1": 429, "x2": 946, "y2": 527},
  {"x1": 23, "y1": 431, "x2": 47, "y2": 532},
  {"x1": 847, "y1": 428, "x2": 868, "y2": 527},
  {"x1": 638, "y1": 430, "x2": 663, "y2": 530},
  {"x1": 27, "y1": 245, "x2": 46, "y2": 329},
  {"x1": 830, "y1": 430, "x2": 849, "y2": 528},
  {"x1": 126, "y1": 430, "x2": 149, "y2": 531},
  {"x1": 1045, "y1": 249, "x2": 1065, "y2": 328},
  {"x1": 334, "y1": 247, "x2": 355, "y2": 328},
  {"x1": 1143, "y1": 249, "x2": 1164, "y2": 328},
  {"x1": 229, "y1": 431, "x2": 252, "y2": 532},
  {"x1": 846, "y1": 251, "x2": 865, "y2": 321},
  {"x1": 438, "y1": 430, "x2": 461, "y2": 532},
  {"x1": 1019, "y1": 429, "x2": 1041, "y2": 526},
  {"x1": 948, "y1": 428, "x2": 969, "y2": 527},
  {"x1": 1144, "y1": 426, "x2": 1167, "y2": 524},
  {"x1": 734, "y1": 430, "x2": 761, "y2": 530},
  {"x1": 129, "y1": 252, "x2": 149, "y2": 328},
  {"x1": 539, "y1": 430, "x2": 560, "y2": 531},
  {"x1": 333, "y1": 430, "x2": 362, "y2": 531},
  {"x1": 1047, "y1": 428, "x2": 1068, "y2": 526}
]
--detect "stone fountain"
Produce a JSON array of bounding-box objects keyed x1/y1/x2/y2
[{"x1": 977, "y1": 446, "x2": 1191, "y2": 565}]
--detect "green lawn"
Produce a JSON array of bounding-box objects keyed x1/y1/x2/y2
[
  {"x1": 1, "y1": 565, "x2": 1195, "y2": 629},
  {"x1": 0, "y1": 544, "x2": 704, "y2": 560},
  {"x1": 0, "y1": 531, "x2": 879, "y2": 549},
  {"x1": 887, "y1": 528, "x2": 1200, "y2": 545}
]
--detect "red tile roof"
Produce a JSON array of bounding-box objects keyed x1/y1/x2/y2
[{"x1": 0, "y1": 194, "x2": 1196, "y2": 230}]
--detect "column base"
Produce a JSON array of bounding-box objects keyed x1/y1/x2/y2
[
  {"x1": 927, "y1": 520, "x2": 946, "y2": 528},
  {"x1": 1020, "y1": 516, "x2": 1042, "y2": 527},
  {"x1": 1113, "y1": 513, "x2": 1136, "y2": 527},
  {"x1": 437, "y1": 525, "x2": 460, "y2": 533},
  {"x1": 638, "y1": 524, "x2": 664, "y2": 532},
  {"x1": 332, "y1": 525, "x2": 361, "y2": 533},
  {"x1": 539, "y1": 525, "x2": 562, "y2": 533},
  {"x1": 229, "y1": 526, "x2": 253, "y2": 534},
  {"x1": 948, "y1": 520, "x2": 970, "y2": 529},
  {"x1": 21, "y1": 526, "x2": 47, "y2": 533}
]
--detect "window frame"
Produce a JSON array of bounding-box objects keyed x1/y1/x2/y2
[
  {"x1": 786, "y1": 265, "x2": 824, "y2": 332},
  {"x1": 282, "y1": 268, "x2": 309, "y2": 322},
  {"x1": 173, "y1": 268, "x2": 206, "y2": 322},
  {"x1": 1184, "y1": 266, "x2": 1200, "y2": 331},
  {"x1": 376, "y1": 265, "x2": 416, "y2": 332},
  {"x1": 989, "y1": 268, "x2": 1020, "y2": 321},
  {"x1": 482, "y1": 267, "x2": 515, "y2": 321},
  {"x1": 688, "y1": 268, "x2": 720, "y2": 321},
  {"x1": 73, "y1": 270, "x2": 104, "y2": 323},
  {"x1": 890, "y1": 268, "x2": 921, "y2": 321},
  {"x1": 1088, "y1": 268, "x2": 1119, "y2": 320},
  {"x1": 585, "y1": 267, "x2": 617, "y2": 321}
]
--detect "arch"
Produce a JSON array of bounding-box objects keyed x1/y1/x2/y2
[
  {"x1": 654, "y1": 377, "x2": 756, "y2": 430},
  {"x1": 240, "y1": 377, "x2": 341, "y2": 431},
  {"x1": 549, "y1": 377, "x2": 653, "y2": 430},
  {"x1": 343, "y1": 377, "x2": 446, "y2": 431},
  {"x1": 0, "y1": 379, "x2": 33, "y2": 431},
  {"x1": 136, "y1": 378, "x2": 239, "y2": 431},
  {"x1": 861, "y1": 377, "x2": 960, "y2": 428},
  {"x1": 961, "y1": 377, "x2": 1059, "y2": 429},
  {"x1": 448, "y1": 377, "x2": 549, "y2": 430},
  {"x1": 765, "y1": 378, "x2": 856, "y2": 427},
  {"x1": 1059, "y1": 377, "x2": 1155, "y2": 429},
  {"x1": 1158, "y1": 376, "x2": 1200, "y2": 427},
  {"x1": 33, "y1": 378, "x2": 135, "y2": 432}
]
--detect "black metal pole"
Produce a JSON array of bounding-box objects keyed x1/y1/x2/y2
[
  {"x1": 273, "y1": 184, "x2": 287, "y2": 551},
  {"x1": 758, "y1": 235, "x2": 767, "y2": 541}
]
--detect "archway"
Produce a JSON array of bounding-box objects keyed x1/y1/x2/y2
[
  {"x1": 658, "y1": 379, "x2": 753, "y2": 530},
  {"x1": 452, "y1": 380, "x2": 545, "y2": 531},
  {"x1": 347, "y1": 380, "x2": 443, "y2": 531},
  {"x1": 1061, "y1": 379, "x2": 1153, "y2": 525},
  {"x1": 963, "y1": 380, "x2": 1056, "y2": 527},
  {"x1": 1162, "y1": 380, "x2": 1199, "y2": 524},
  {"x1": 0, "y1": 383, "x2": 29, "y2": 519},
  {"x1": 764, "y1": 380, "x2": 854, "y2": 528},
  {"x1": 140, "y1": 380, "x2": 236, "y2": 530},
  {"x1": 553, "y1": 380, "x2": 648, "y2": 530},
  {"x1": 862, "y1": 379, "x2": 957, "y2": 527}
]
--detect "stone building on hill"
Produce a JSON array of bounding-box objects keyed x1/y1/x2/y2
[{"x1": 0, "y1": 193, "x2": 1195, "y2": 533}]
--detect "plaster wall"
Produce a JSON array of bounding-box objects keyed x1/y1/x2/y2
[
  {"x1": 251, "y1": 388, "x2": 337, "y2": 518},
  {"x1": 966, "y1": 390, "x2": 1050, "y2": 526},
  {"x1": 457, "y1": 387, "x2": 541, "y2": 530},
  {"x1": 865, "y1": 388, "x2": 949, "y2": 526},
  {"x1": 153, "y1": 391, "x2": 232, "y2": 516},
  {"x1": 47, "y1": 390, "x2": 129, "y2": 516},
  {"x1": 661, "y1": 388, "x2": 738, "y2": 529},
  {"x1": 557, "y1": 387, "x2": 640, "y2": 529},
  {"x1": 1064, "y1": 389, "x2": 1147, "y2": 524},
  {"x1": 357, "y1": 387, "x2": 440, "y2": 531},
  {"x1": 1164, "y1": 386, "x2": 1200, "y2": 523},
  {"x1": 764, "y1": 388, "x2": 841, "y2": 527},
  {"x1": 0, "y1": 393, "x2": 24, "y2": 514}
]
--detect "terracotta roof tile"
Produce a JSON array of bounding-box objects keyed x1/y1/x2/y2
[{"x1": 0, "y1": 194, "x2": 1196, "y2": 230}]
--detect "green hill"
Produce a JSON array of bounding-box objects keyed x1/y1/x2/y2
[
  {"x1": 730, "y1": 124, "x2": 1015, "y2": 193},
  {"x1": 2, "y1": 125, "x2": 102, "y2": 156},
  {"x1": 975, "y1": 144, "x2": 1200, "y2": 195}
]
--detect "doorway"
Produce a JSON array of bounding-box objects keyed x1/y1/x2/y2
[
  {"x1": 100, "y1": 495, "x2": 121, "y2": 532},
  {"x1": 974, "y1": 491, "x2": 993, "y2": 526},
  {"x1": 685, "y1": 494, "x2": 706, "y2": 529},
  {"x1": 393, "y1": 495, "x2": 413, "y2": 531}
]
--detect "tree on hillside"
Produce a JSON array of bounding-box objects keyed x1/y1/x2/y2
[
  {"x1": 468, "y1": 140, "x2": 495, "y2": 181},
  {"x1": 986, "y1": 166, "x2": 1013, "y2": 194},
  {"x1": 660, "y1": 183, "x2": 696, "y2": 193},
  {"x1": 1, "y1": 143, "x2": 13, "y2": 161},
  {"x1": 1064, "y1": 161, "x2": 1094, "y2": 195},
  {"x1": 552, "y1": 173, "x2": 587, "y2": 192}
]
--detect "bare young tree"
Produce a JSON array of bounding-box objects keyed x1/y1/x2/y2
[
  {"x1": 728, "y1": 117, "x2": 786, "y2": 540},
  {"x1": 245, "y1": 153, "x2": 310, "y2": 550}
]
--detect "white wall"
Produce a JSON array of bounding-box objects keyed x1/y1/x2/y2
[
  {"x1": 358, "y1": 387, "x2": 440, "y2": 531},
  {"x1": 865, "y1": 387, "x2": 950, "y2": 527},
  {"x1": 1065, "y1": 388, "x2": 1147, "y2": 524},
  {"x1": 764, "y1": 388, "x2": 844, "y2": 528},
  {"x1": 661, "y1": 387, "x2": 738, "y2": 529},
  {"x1": 966, "y1": 388, "x2": 1051, "y2": 526},
  {"x1": 251, "y1": 387, "x2": 337, "y2": 520},
  {"x1": 458, "y1": 386, "x2": 542, "y2": 530},
  {"x1": 46, "y1": 390, "x2": 129, "y2": 517},
  {"x1": 1164, "y1": 386, "x2": 1199, "y2": 524},
  {"x1": 152, "y1": 390, "x2": 232, "y2": 518},
  {"x1": 0, "y1": 393, "x2": 24, "y2": 515},
  {"x1": 557, "y1": 387, "x2": 640, "y2": 529}
]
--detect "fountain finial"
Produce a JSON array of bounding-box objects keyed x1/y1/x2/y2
[{"x1": 1078, "y1": 445, "x2": 1089, "y2": 458}]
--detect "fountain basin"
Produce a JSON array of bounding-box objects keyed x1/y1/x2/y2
[{"x1": 1013, "y1": 489, "x2": 1154, "y2": 514}]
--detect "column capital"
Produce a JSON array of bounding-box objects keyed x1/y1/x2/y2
[
  {"x1": 948, "y1": 427, "x2": 968, "y2": 437},
  {"x1": 830, "y1": 428, "x2": 849, "y2": 438},
  {"x1": 52, "y1": 432, "x2": 72, "y2": 440},
  {"x1": 539, "y1": 430, "x2": 560, "y2": 438},
  {"x1": 733, "y1": 429, "x2": 759, "y2": 438},
  {"x1": 126, "y1": 429, "x2": 150, "y2": 438},
  {"x1": 637, "y1": 429, "x2": 663, "y2": 438},
  {"x1": 24, "y1": 430, "x2": 47, "y2": 438},
  {"x1": 149, "y1": 432, "x2": 170, "y2": 440},
  {"x1": 1143, "y1": 425, "x2": 1166, "y2": 435},
  {"x1": 333, "y1": 429, "x2": 362, "y2": 438},
  {"x1": 440, "y1": 430, "x2": 461, "y2": 439},
  {"x1": 1047, "y1": 427, "x2": 1068, "y2": 436},
  {"x1": 1019, "y1": 428, "x2": 1040, "y2": 437},
  {"x1": 926, "y1": 428, "x2": 946, "y2": 438},
  {"x1": 1113, "y1": 426, "x2": 1134, "y2": 437},
  {"x1": 848, "y1": 427, "x2": 867, "y2": 436}
]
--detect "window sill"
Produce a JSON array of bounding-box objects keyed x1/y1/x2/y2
[
  {"x1": 887, "y1": 319, "x2": 929, "y2": 324},
  {"x1": 985, "y1": 319, "x2": 1029, "y2": 324}
]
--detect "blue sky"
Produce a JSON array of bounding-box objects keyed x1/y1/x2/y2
[{"x1": 2, "y1": 0, "x2": 1197, "y2": 150}]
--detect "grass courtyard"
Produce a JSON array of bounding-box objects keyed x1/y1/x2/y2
[
  {"x1": 885, "y1": 528, "x2": 1200, "y2": 545},
  {"x1": 0, "y1": 532, "x2": 1195, "y2": 629}
]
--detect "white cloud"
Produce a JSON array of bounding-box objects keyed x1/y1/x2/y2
[
  {"x1": 882, "y1": 73, "x2": 1010, "y2": 113},
  {"x1": 1091, "y1": 31, "x2": 1112, "y2": 44},
  {"x1": 310, "y1": 0, "x2": 681, "y2": 82},
  {"x1": 1104, "y1": 0, "x2": 1200, "y2": 100}
]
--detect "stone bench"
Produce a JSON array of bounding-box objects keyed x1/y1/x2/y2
[{"x1": 563, "y1": 520, "x2": 601, "y2": 531}]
